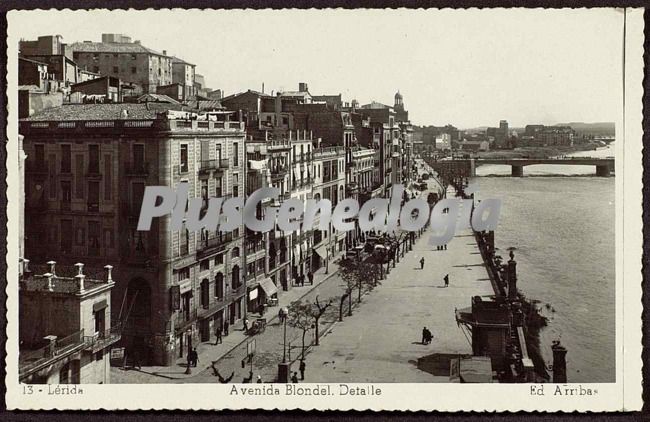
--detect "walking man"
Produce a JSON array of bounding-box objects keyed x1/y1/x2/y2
[
  {"x1": 307, "y1": 271, "x2": 314, "y2": 285},
  {"x1": 299, "y1": 359, "x2": 306, "y2": 381},
  {"x1": 215, "y1": 327, "x2": 222, "y2": 345},
  {"x1": 444, "y1": 274, "x2": 449, "y2": 287},
  {"x1": 243, "y1": 318, "x2": 249, "y2": 333},
  {"x1": 191, "y1": 348, "x2": 199, "y2": 367},
  {"x1": 422, "y1": 327, "x2": 428, "y2": 344},
  {"x1": 224, "y1": 321, "x2": 229, "y2": 336},
  {"x1": 420, "y1": 257, "x2": 425, "y2": 270},
  {"x1": 291, "y1": 372, "x2": 299, "y2": 383}
]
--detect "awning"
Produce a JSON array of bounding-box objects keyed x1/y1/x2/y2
[
  {"x1": 93, "y1": 299, "x2": 108, "y2": 312},
  {"x1": 314, "y1": 244, "x2": 328, "y2": 259},
  {"x1": 179, "y1": 279, "x2": 192, "y2": 294},
  {"x1": 249, "y1": 287, "x2": 259, "y2": 301},
  {"x1": 259, "y1": 277, "x2": 278, "y2": 297}
]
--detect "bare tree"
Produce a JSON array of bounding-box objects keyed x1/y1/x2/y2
[
  {"x1": 313, "y1": 296, "x2": 332, "y2": 345},
  {"x1": 287, "y1": 301, "x2": 313, "y2": 360}
]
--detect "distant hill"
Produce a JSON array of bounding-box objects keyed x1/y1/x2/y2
[{"x1": 556, "y1": 122, "x2": 615, "y2": 136}]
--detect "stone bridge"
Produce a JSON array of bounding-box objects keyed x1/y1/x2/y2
[{"x1": 427, "y1": 157, "x2": 614, "y2": 177}]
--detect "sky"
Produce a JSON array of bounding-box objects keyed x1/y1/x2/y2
[{"x1": 9, "y1": 9, "x2": 624, "y2": 128}]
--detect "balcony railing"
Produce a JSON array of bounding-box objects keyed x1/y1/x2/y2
[
  {"x1": 83, "y1": 323, "x2": 122, "y2": 353},
  {"x1": 199, "y1": 159, "x2": 229, "y2": 174},
  {"x1": 19, "y1": 329, "x2": 86, "y2": 378},
  {"x1": 125, "y1": 162, "x2": 150, "y2": 176},
  {"x1": 26, "y1": 160, "x2": 49, "y2": 174}
]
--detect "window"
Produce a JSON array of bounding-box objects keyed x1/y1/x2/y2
[
  {"x1": 88, "y1": 181, "x2": 100, "y2": 212},
  {"x1": 88, "y1": 145, "x2": 100, "y2": 173},
  {"x1": 61, "y1": 181, "x2": 71, "y2": 210},
  {"x1": 93, "y1": 66, "x2": 99, "y2": 73},
  {"x1": 59, "y1": 363, "x2": 70, "y2": 384},
  {"x1": 215, "y1": 273, "x2": 224, "y2": 299},
  {"x1": 102, "y1": 154, "x2": 112, "y2": 200},
  {"x1": 232, "y1": 247, "x2": 240, "y2": 258},
  {"x1": 233, "y1": 143, "x2": 239, "y2": 167},
  {"x1": 113, "y1": 66, "x2": 119, "y2": 73},
  {"x1": 214, "y1": 176, "x2": 222, "y2": 197},
  {"x1": 131, "y1": 182, "x2": 145, "y2": 215},
  {"x1": 176, "y1": 267, "x2": 190, "y2": 281},
  {"x1": 233, "y1": 185, "x2": 239, "y2": 197},
  {"x1": 232, "y1": 265, "x2": 240, "y2": 289},
  {"x1": 131, "y1": 67, "x2": 137, "y2": 74},
  {"x1": 215, "y1": 253, "x2": 224, "y2": 266},
  {"x1": 200, "y1": 259, "x2": 210, "y2": 272},
  {"x1": 180, "y1": 228, "x2": 189, "y2": 255},
  {"x1": 88, "y1": 221, "x2": 100, "y2": 256},
  {"x1": 180, "y1": 145, "x2": 188, "y2": 173},
  {"x1": 131, "y1": 54, "x2": 137, "y2": 60},
  {"x1": 104, "y1": 229, "x2": 113, "y2": 248},
  {"x1": 61, "y1": 145, "x2": 71, "y2": 173},
  {"x1": 61, "y1": 219, "x2": 73, "y2": 253},
  {"x1": 94, "y1": 308, "x2": 105, "y2": 334},
  {"x1": 201, "y1": 279, "x2": 210, "y2": 309}
]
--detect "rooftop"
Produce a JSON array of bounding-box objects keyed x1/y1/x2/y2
[
  {"x1": 171, "y1": 56, "x2": 196, "y2": 66},
  {"x1": 21, "y1": 103, "x2": 182, "y2": 121},
  {"x1": 70, "y1": 41, "x2": 167, "y2": 57}
]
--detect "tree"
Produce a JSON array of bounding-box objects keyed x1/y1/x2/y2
[
  {"x1": 312, "y1": 296, "x2": 332, "y2": 345},
  {"x1": 338, "y1": 258, "x2": 380, "y2": 316},
  {"x1": 338, "y1": 258, "x2": 359, "y2": 317},
  {"x1": 287, "y1": 301, "x2": 313, "y2": 360}
]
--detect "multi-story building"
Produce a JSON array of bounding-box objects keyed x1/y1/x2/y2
[
  {"x1": 168, "y1": 56, "x2": 196, "y2": 101},
  {"x1": 289, "y1": 131, "x2": 316, "y2": 281},
  {"x1": 19, "y1": 260, "x2": 119, "y2": 384},
  {"x1": 312, "y1": 145, "x2": 346, "y2": 268},
  {"x1": 524, "y1": 125, "x2": 574, "y2": 147},
  {"x1": 20, "y1": 103, "x2": 246, "y2": 366},
  {"x1": 70, "y1": 34, "x2": 173, "y2": 94}
]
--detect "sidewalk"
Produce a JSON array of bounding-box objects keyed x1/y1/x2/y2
[{"x1": 111, "y1": 251, "x2": 345, "y2": 383}]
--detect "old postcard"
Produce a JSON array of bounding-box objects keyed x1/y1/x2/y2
[{"x1": 4, "y1": 8, "x2": 644, "y2": 411}]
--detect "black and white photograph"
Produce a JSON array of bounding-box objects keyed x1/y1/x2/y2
[{"x1": 4, "y1": 7, "x2": 644, "y2": 412}]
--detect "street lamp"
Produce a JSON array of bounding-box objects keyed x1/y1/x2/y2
[{"x1": 277, "y1": 306, "x2": 291, "y2": 383}]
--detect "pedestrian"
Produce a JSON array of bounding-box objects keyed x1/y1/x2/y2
[
  {"x1": 191, "y1": 348, "x2": 199, "y2": 367},
  {"x1": 291, "y1": 372, "x2": 299, "y2": 383},
  {"x1": 257, "y1": 375, "x2": 263, "y2": 383},
  {"x1": 278, "y1": 308, "x2": 285, "y2": 323},
  {"x1": 444, "y1": 244, "x2": 447, "y2": 250},
  {"x1": 308, "y1": 271, "x2": 314, "y2": 285},
  {"x1": 444, "y1": 274, "x2": 449, "y2": 287},
  {"x1": 299, "y1": 359, "x2": 306, "y2": 380},
  {"x1": 300, "y1": 274, "x2": 305, "y2": 287},
  {"x1": 420, "y1": 257, "x2": 425, "y2": 270},
  {"x1": 224, "y1": 321, "x2": 229, "y2": 336},
  {"x1": 243, "y1": 371, "x2": 253, "y2": 383},
  {"x1": 422, "y1": 327, "x2": 428, "y2": 344},
  {"x1": 186, "y1": 350, "x2": 192, "y2": 369},
  {"x1": 243, "y1": 318, "x2": 249, "y2": 333}
]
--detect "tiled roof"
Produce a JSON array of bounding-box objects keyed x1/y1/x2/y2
[
  {"x1": 69, "y1": 42, "x2": 167, "y2": 57},
  {"x1": 137, "y1": 93, "x2": 180, "y2": 104},
  {"x1": 220, "y1": 89, "x2": 272, "y2": 102},
  {"x1": 187, "y1": 99, "x2": 225, "y2": 110},
  {"x1": 21, "y1": 103, "x2": 184, "y2": 121},
  {"x1": 171, "y1": 56, "x2": 195, "y2": 66}
]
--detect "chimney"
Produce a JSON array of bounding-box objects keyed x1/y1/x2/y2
[
  {"x1": 44, "y1": 272, "x2": 54, "y2": 291},
  {"x1": 47, "y1": 260, "x2": 56, "y2": 276},
  {"x1": 163, "y1": 50, "x2": 167, "y2": 56},
  {"x1": 75, "y1": 262, "x2": 84, "y2": 275},
  {"x1": 104, "y1": 265, "x2": 114, "y2": 284},
  {"x1": 134, "y1": 40, "x2": 141, "y2": 45},
  {"x1": 299, "y1": 82, "x2": 308, "y2": 92},
  {"x1": 551, "y1": 341, "x2": 568, "y2": 383},
  {"x1": 75, "y1": 273, "x2": 86, "y2": 293},
  {"x1": 262, "y1": 82, "x2": 265, "y2": 93}
]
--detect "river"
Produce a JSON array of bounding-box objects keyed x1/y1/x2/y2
[{"x1": 470, "y1": 143, "x2": 615, "y2": 383}]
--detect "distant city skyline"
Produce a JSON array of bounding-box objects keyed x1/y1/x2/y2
[{"x1": 10, "y1": 9, "x2": 623, "y2": 127}]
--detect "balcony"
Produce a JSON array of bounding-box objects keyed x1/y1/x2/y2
[
  {"x1": 19, "y1": 329, "x2": 87, "y2": 380},
  {"x1": 86, "y1": 165, "x2": 102, "y2": 179},
  {"x1": 26, "y1": 160, "x2": 49, "y2": 174},
  {"x1": 84, "y1": 323, "x2": 122, "y2": 353},
  {"x1": 125, "y1": 162, "x2": 150, "y2": 176},
  {"x1": 199, "y1": 159, "x2": 229, "y2": 174},
  {"x1": 270, "y1": 165, "x2": 289, "y2": 180},
  {"x1": 196, "y1": 236, "x2": 231, "y2": 259}
]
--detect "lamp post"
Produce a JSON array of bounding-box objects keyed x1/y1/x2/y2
[{"x1": 277, "y1": 307, "x2": 291, "y2": 382}]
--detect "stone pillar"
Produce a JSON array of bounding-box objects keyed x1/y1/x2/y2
[
  {"x1": 104, "y1": 265, "x2": 114, "y2": 284},
  {"x1": 75, "y1": 273, "x2": 86, "y2": 293},
  {"x1": 43, "y1": 335, "x2": 58, "y2": 357},
  {"x1": 551, "y1": 341, "x2": 568, "y2": 383},
  {"x1": 44, "y1": 272, "x2": 54, "y2": 291},
  {"x1": 511, "y1": 165, "x2": 523, "y2": 177},
  {"x1": 75, "y1": 262, "x2": 84, "y2": 275},
  {"x1": 47, "y1": 260, "x2": 56, "y2": 276},
  {"x1": 507, "y1": 259, "x2": 518, "y2": 300}
]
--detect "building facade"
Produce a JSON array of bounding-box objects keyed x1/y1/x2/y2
[
  {"x1": 21, "y1": 103, "x2": 247, "y2": 366},
  {"x1": 19, "y1": 261, "x2": 119, "y2": 384},
  {"x1": 71, "y1": 34, "x2": 173, "y2": 94}
]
